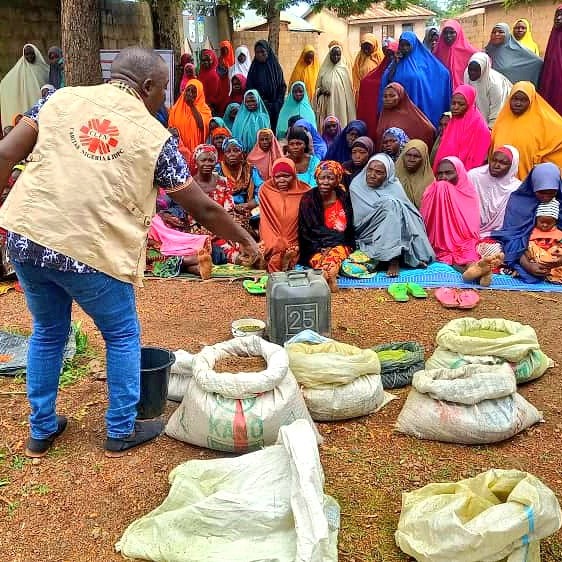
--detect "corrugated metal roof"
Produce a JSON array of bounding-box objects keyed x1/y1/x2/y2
[
  {"x1": 346, "y1": 2, "x2": 436, "y2": 22},
  {"x1": 235, "y1": 9, "x2": 322, "y2": 32},
  {"x1": 470, "y1": 0, "x2": 503, "y2": 8}
]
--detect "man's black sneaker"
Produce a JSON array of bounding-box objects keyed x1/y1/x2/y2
[
  {"x1": 25, "y1": 415, "x2": 68, "y2": 458},
  {"x1": 104, "y1": 419, "x2": 164, "y2": 458}
]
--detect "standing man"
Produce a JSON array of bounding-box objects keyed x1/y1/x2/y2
[{"x1": 0, "y1": 48, "x2": 258, "y2": 458}]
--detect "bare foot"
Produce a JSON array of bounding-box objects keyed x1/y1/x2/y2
[
  {"x1": 197, "y1": 249, "x2": 213, "y2": 280},
  {"x1": 417, "y1": 261, "x2": 428, "y2": 269},
  {"x1": 480, "y1": 272, "x2": 493, "y2": 287},
  {"x1": 324, "y1": 263, "x2": 339, "y2": 293},
  {"x1": 463, "y1": 258, "x2": 491, "y2": 282},
  {"x1": 387, "y1": 258, "x2": 400, "y2": 277}
]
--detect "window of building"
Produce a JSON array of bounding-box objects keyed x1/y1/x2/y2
[
  {"x1": 381, "y1": 24, "x2": 395, "y2": 40},
  {"x1": 360, "y1": 24, "x2": 374, "y2": 37},
  {"x1": 402, "y1": 23, "x2": 414, "y2": 33}
]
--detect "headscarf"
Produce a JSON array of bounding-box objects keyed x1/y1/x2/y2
[
  {"x1": 357, "y1": 40, "x2": 398, "y2": 139},
  {"x1": 375, "y1": 82, "x2": 435, "y2": 151},
  {"x1": 485, "y1": 23, "x2": 543, "y2": 87},
  {"x1": 325, "y1": 120, "x2": 368, "y2": 163},
  {"x1": 536, "y1": 199, "x2": 560, "y2": 219},
  {"x1": 463, "y1": 52, "x2": 512, "y2": 128},
  {"x1": 229, "y1": 45, "x2": 251, "y2": 80},
  {"x1": 352, "y1": 33, "x2": 384, "y2": 94},
  {"x1": 190, "y1": 144, "x2": 218, "y2": 174},
  {"x1": 168, "y1": 79, "x2": 213, "y2": 152},
  {"x1": 381, "y1": 31, "x2": 451, "y2": 128},
  {"x1": 288, "y1": 45, "x2": 319, "y2": 101},
  {"x1": 180, "y1": 63, "x2": 196, "y2": 93},
  {"x1": 382, "y1": 127, "x2": 410, "y2": 161},
  {"x1": 513, "y1": 18, "x2": 540, "y2": 55},
  {"x1": 276, "y1": 81, "x2": 317, "y2": 139},
  {"x1": 395, "y1": 140, "x2": 435, "y2": 208},
  {"x1": 294, "y1": 119, "x2": 327, "y2": 160},
  {"x1": 343, "y1": 136, "x2": 375, "y2": 188},
  {"x1": 321, "y1": 115, "x2": 341, "y2": 147},
  {"x1": 220, "y1": 138, "x2": 252, "y2": 195},
  {"x1": 539, "y1": 7, "x2": 562, "y2": 116},
  {"x1": 0, "y1": 44, "x2": 49, "y2": 129},
  {"x1": 219, "y1": 41, "x2": 235, "y2": 68},
  {"x1": 493, "y1": 162, "x2": 562, "y2": 282},
  {"x1": 314, "y1": 160, "x2": 344, "y2": 184},
  {"x1": 228, "y1": 73, "x2": 247, "y2": 104},
  {"x1": 491, "y1": 81, "x2": 562, "y2": 179},
  {"x1": 245, "y1": 40, "x2": 287, "y2": 131},
  {"x1": 247, "y1": 128, "x2": 284, "y2": 180},
  {"x1": 423, "y1": 27, "x2": 439, "y2": 51},
  {"x1": 231, "y1": 89, "x2": 271, "y2": 151},
  {"x1": 47, "y1": 46, "x2": 64, "y2": 89},
  {"x1": 421, "y1": 156, "x2": 481, "y2": 265},
  {"x1": 198, "y1": 49, "x2": 228, "y2": 112},
  {"x1": 180, "y1": 53, "x2": 194, "y2": 67},
  {"x1": 41, "y1": 84, "x2": 55, "y2": 96},
  {"x1": 467, "y1": 145, "x2": 520, "y2": 237},
  {"x1": 314, "y1": 44, "x2": 356, "y2": 132},
  {"x1": 223, "y1": 102, "x2": 240, "y2": 130},
  {"x1": 434, "y1": 19, "x2": 478, "y2": 89}
]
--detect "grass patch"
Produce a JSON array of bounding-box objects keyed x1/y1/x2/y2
[
  {"x1": 10, "y1": 455, "x2": 28, "y2": 470},
  {"x1": 0, "y1": 478, "x2": 9, "y2": 487},
  {"x1": 31, "y1": 483, "x2": 50, "y2": 495},
  {"x1": 6, "y1": 500, "x2": 19, "y2": 516},
  {"x1": 59, "y1": 321, "x2": 95, "y2": 389}
]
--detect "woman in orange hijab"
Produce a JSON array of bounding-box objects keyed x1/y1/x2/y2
[
  {"x1": 259, "y1": 158, "x2": 310, "y2": 272},
  {"x1": 352, "y1": 33, "x2": 384, "y2": 95},
  {"x1": 169, "y1": 79, "x2": 213, "y2": 153},
  {"x1": 288, "y1": 45, "x2": 319, "y2": 101}
]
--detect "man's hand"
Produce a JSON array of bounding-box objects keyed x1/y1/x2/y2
[
  {"x1": 238, "y1": 239, "x2": 260, "y2": 266},
  {"x1": 0, "y1": 120, "x2": 37, "y2": 187}
]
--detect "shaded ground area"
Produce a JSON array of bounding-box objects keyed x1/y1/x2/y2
[{"x1": 1, "y1": 279, "x2": 561, "y2": 561}]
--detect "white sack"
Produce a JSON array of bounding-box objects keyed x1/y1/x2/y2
[{"x1": 167, "y1": 350, "x2": 194, "y2": 402}]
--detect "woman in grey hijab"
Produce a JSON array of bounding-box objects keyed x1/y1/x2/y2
[
  {"x1": 423, "y1": 26, "x2": 439, "y2": 52},
  {"x1": 349, "y1": 153, "x2": 435, "y2": 276},
  {"x1": 485, "y1": 23, "x2": 542, "y2": 87}
]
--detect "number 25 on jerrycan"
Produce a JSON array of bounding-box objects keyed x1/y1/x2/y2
[{"x1": 266, "y1": 270, "x2": 331, "y2": 345}]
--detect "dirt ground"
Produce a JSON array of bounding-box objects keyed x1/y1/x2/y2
[{"x1": 1, "y1": 279, "x2": 562, "y2": 562}]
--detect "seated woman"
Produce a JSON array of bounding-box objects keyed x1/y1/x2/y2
[
  {"x1": 223, "y1": 102, "x2": 240, "y2": 130},
  {"x1": 294, "y1": 118, "x2": 327, "y2": 160},
  {"x1": 493, "y1": 162, "x2": 562, "y2": 283},
  {"x1": 259, "y1": 158, "x2": 310, "y2": 272},
  {"x1": 350, "y1": 153, "x2": 435, "y2": 277},
  {"x1": 298, "y1": 161, "x2": 355, "y2": 292},
  {"x1": 206, "y1": 117, "x2": 227, "y2": 143},
  {"x1": 228, "y1": 73, "x2": 246, "y2": 105},
  {"x1": 286, "y1": 127, "x2": 321, "y2": 188},
  {"x1": 381, "y1": 127, "x2": 410, "y2": 162},
  {"x1": 342, "y1": 136, "x2": 374, "y2": 189},
  {"x1": 276, "y1": 81, "x2": 317, "y2": 139},
  {"x1": 210, "y1": 126, "x2": 232, "y2": 162},
  {"x1": 421, "y1": 157, "x2": 481, "y2": 266},
  {"x1": 395, "y1": 139, "x2": 435, "y2": 208},
  {"x1": 232, "y1": 89, "x2": 271, "y2": 151},
  {"x1": 325, "y1": 119, "x2": 368, "y2": 163},
  {"x1": 247, "y1": 128, "x2": 284, "y2": 192},
  {"x1": 491, "y1": 81, "x2": 562, "y2": 180},
  {"x1": 321, "y1": 115, "x2": 341, "y2": 149},
  {"x1": 433, "y1": 84, "x2": 491, "y2": 172}
]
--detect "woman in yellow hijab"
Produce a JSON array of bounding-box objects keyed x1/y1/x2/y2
[
  {"x1": 352, "y1": 33, "x2": 384, "y2": 94},
  {"x1": 491, "y1": 81, "x2": 562, "y2": 178},
  {"x1": 288, "y1": 45, "x2": 319, "y2": 101},
  {"x1": 512, "y1": 19, "x2": 540, "y2": 55}
]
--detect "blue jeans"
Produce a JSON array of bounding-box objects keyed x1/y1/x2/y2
[{"x1": 13, "y1": 262, "x2": 140, "y2": 439}]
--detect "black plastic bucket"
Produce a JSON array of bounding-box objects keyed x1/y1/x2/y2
[{"x1": 137, "y1": 347, "x2": 176, "y2": 419}]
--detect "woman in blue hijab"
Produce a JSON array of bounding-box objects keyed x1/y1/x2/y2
[
  {"x1": 294, "y1": 118, "x2": 327, "y2": 160},
  {"x1": 381, "y1": 31, "x2": 451, "y2": 128},
  {"x1": 493, "y1": 162, "x2": 562, "y2": 283},
  {"x1": 232, "y1": 90, "x2": 271, "y2": 152},
  {"x1": 325, "y1": 119, "x2": 368, "y2": 163},
  {"x1": 276, "y1": 81, "x2": 317, "y2": 139}
]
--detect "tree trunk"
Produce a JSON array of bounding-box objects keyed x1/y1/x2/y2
[
  {"x1": 216, "y1": 4, "x2": 232, "y2": 43},
  {"x1": 151, "y1": 0, "x2": 183, "y2": 97},
  {"x1": 61, "y1": 0, "x2": 102, "y2": 86},
  {"x1": 267, "y1": 2, "x2": 281, "y2": 55}
]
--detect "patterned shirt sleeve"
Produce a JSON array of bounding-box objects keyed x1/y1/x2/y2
[
  {"x1": 24, "y1": 91, "x2": 55, "y2": 123},
  {"x1": 153, "y1": 136, "x2": 192, "y2": 193}
]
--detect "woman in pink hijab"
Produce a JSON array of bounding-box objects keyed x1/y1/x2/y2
[
  {"x1": 421, "y1": 156, "x2": 481, "y2": 266},
  {"x1": 433, "y1": 84, "x2": 491, "y2": 173},
  {"x1": 434, "y1": 19, "x2": 478, "y2": 89}
]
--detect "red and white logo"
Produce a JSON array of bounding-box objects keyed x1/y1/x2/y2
[{"x1": 79, "y1": 119, "x2": 120, "y2": 155}]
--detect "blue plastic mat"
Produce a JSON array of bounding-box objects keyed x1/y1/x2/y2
[{"x1": 337, "y1": 262, "x2": 562, "y2": 292}]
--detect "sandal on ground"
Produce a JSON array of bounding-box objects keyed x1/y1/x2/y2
[
  {"x1": 457, "y1": 289, "x2": 480, "y2": 309},
  {"x1": 104, "y1": 419, "x2": 164, "y2": 458},
  {"x1": 242, "y1": 275, "x2": 268, "y2": 295},
  {"x1": 406, "y1": 282, "x2": 427, "y2": 298},
  {"x1": 25, "y1": 415, "x2": 68, "y2": 458},
  {"x1": 388, "y1": 283, "x2": 409, "y2": 302},
  {"x1": 434, "y1": 287, "x2": 459, "y2": 308}
]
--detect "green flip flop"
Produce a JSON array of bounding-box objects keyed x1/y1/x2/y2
[
  {"x1": 406, "y1": 282, "x2": 428, "y2": 298},
  {"x1": 243, "y1": 275, "x2": 268, "y2": 295},
  {"x1": 388, "y1": 283, "x2": 409, "y2": 302}
]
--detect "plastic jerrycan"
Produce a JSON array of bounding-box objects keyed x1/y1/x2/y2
[{"x1": 266, "y1": 269, "x2": 331, "y2": 345}]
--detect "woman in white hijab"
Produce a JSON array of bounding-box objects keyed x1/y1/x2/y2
[
  {"x1": 229, "y1": 45, "x2": 251, "y2": 80},
  {"x1": 463, "y1": 52, "x2": 512, "y2": 128},
  {"x1": 0, "y1": 44, "x2": 49, "y2": 129}
]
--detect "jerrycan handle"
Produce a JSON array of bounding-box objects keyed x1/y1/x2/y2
[{"x1": 287, "y1": 270, "x2": 310, "y2": 287}]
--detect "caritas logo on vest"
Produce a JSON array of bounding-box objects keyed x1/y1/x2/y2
[{"x1": 69, "y1": 118, "x2": 124, "y2": 161}]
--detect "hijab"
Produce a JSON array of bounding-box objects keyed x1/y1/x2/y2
[
  {"x1": 381, "y1": 31, "x2": 452, "y2": 128},
  {"x1": 395, "y1": 139, "x2": 435, "y2": 208},
  {"x1": 467, "y1": 145, "x2": 520, "y2": 237},
  {"x1": 294, "y1": 119, "x2": 326, "y2": 159},
  {"x1": 168, "y1": 79, "x2": 213, "y2": 152},
  {"x1": 513, "y1": 18, "x2": 540, "y2": 55},
  {"x1": 288, "y1": 45, "x2": 319, "y2": 101},
  {"x1": 229, "y1": 45, "x2": 252, "y2": 80},
  {"x1": 463, "y1": 52, "x2": 512, "y2": 128},
  {"x1": 321, "y1": 115, "x2": 341, "y2": 147},
  {"x1": 434, "y1": 19, "x2": 478, "y2": 89},
  {"x1": 232, "y1": 89, "x2": 271, "y2": 152},
  {"x1": 375, "y1": 82, "x2": 435, "y2": 151},
  {"x1": 423, "y1": 27, "x2": 439, "y2": 51},
  {"x1": 382, "y1": 127, "x2": 410, "y2": 161},
  {"x1": 276, "y1": 81, "x2": 317, "y2": 139},
  {"x1": 491, "y1": 81, "x2": 562, "y2": 179},
  {"x1": 47, "y1": 46, "x2": 64, "y2": 89},
  {"x1": 180, "y1": 63, "x2": 197, "y2": 93},
  {"x1": 229, "y1": 73, "x2": 247, "y2": 104},
  {"x1": 223, "y1": 102, "x2": 240, "y2": 130},
  {"x1": 0, "y1": 44, "x2": 49, "y2": 129},
  {"x1": 352, "y1": 33, "x2": 384, "y2": 93},
  {"x1": 325, "y1": 120, "x2": 368, "y2": 163},
  {"x1": 434, "y1": 84, "x2": 491, "y2": 172},
  {"x1": 247, "y1": 128, "x2": 284, "y2": 180},
  {"x1": 539, "y1": 7, "x2": 562, "y2": 116},
  {"x1": 198, "y1": 49, "x2": 228, "y2": 112},
  {"x1": 485, "y1": 23, "x2": 543, "y2": 87},
  {"x1": 343, "y1": 136, "x2": 375, "y2": 187},
  {"x1": 219, "y1": 41, "x2": 235, "y2": 68}
]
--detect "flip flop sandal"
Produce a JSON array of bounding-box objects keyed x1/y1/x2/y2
[
  {"x1": 457, "y1": 289, "x2": 480, "y2": 309},
  {"x1": 434, "y1": 287, "x2": 459, "y2": 308},
  {"x1": 388, "y1": 283, "x2": 409, "y2": 302},
  {"x1": 406, "y1": 282, "x2": 427, "y2": 298},
  {"x1": 242, "y1": 275, "x2": 268, "y2": 295}
]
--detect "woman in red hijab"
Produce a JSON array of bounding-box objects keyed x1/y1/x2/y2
[{"x1": 199, "y1": 49, "x2": 229, "y2": 115}]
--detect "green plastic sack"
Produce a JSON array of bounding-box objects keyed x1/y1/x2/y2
[
  {"x1": 396, "y1": 469, "x2": 562, "y2": 562},
  {"x1": 373, "y1": 341, "x2": 425, "y2": 389}
]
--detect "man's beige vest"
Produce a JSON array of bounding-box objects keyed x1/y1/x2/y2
[{"x1": 0, "y1": 84, "x2": 170, "y2": 286}]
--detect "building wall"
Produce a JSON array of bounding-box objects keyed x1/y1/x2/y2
[{"x1": 0, "y1": 0, "x2": 154, "y2": 79}]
